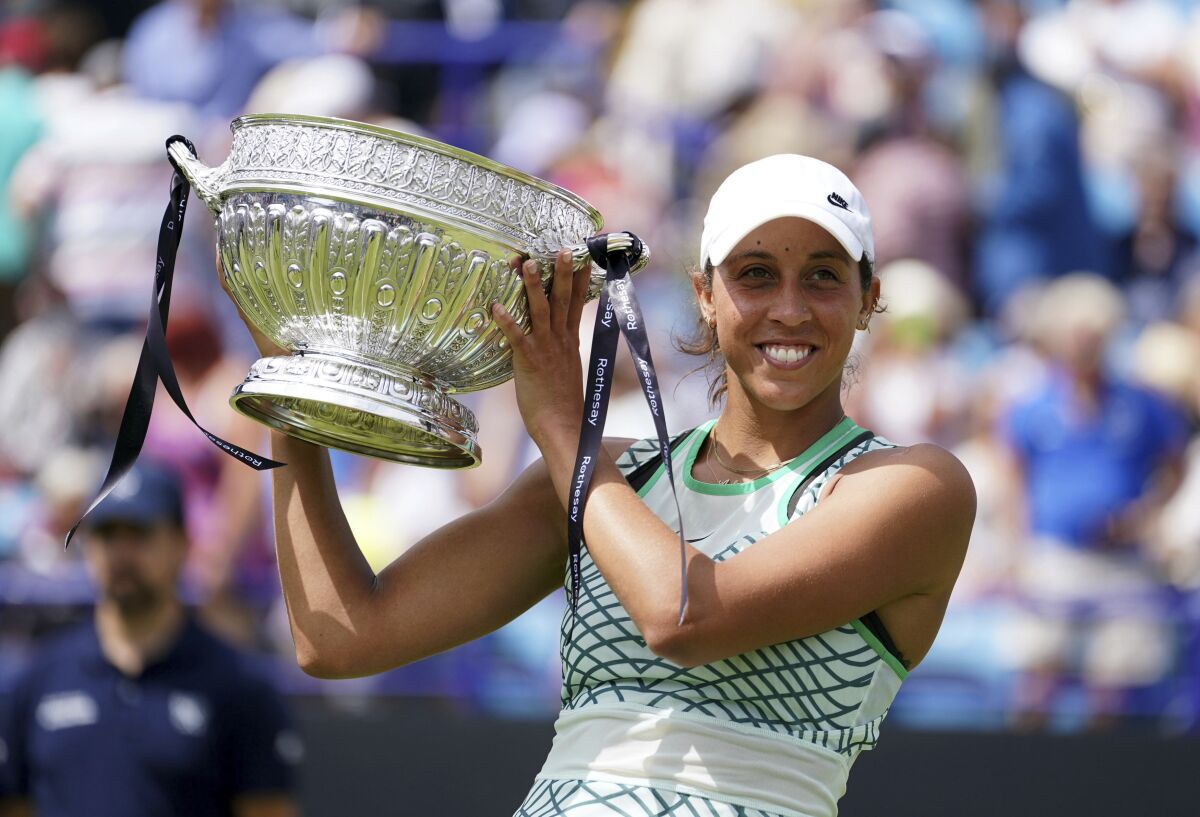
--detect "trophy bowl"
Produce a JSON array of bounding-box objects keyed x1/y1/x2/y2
[{"x1": 168, "y1": 114, "x2": 646, "y2": 468}]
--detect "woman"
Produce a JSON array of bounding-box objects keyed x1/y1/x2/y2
[{"x1": 242, "y1": 155, "x2": 975, "y2": 816}]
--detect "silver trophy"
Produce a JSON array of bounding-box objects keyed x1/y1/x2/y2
[{"x1": 168, "y1": 114, "x2": 647, "y2": 468}]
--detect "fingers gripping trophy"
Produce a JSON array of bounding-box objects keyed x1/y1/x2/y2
[{"x1": 70, "y1": 114, "x2": 666, "y2": 553}]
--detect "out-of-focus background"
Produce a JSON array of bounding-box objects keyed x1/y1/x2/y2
[{"x1": 2, "y1": 0, "x2": 1200, "y2": 813}]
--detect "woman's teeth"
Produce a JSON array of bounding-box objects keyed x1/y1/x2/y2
[{"x1": 762, "y1": 345, "x2": 813, "y2": 364}]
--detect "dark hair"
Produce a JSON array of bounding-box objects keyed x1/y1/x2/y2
[{"x1": 674, "y1": 256, "x2": 880, "y2": 406}]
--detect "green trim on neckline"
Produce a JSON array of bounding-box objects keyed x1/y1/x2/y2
[
  {"x1": 681, "y1": 417, "x2": 863, "y2": 496},
  {"x1": 774, "y1": 428, "x2": 872, "y2": 528},
  {"x1": 851, "y1": 618, "x2": 910, "y2": 679},
  {"x1": 634, "y1": 427, "x2": 708, "y2": 499}
]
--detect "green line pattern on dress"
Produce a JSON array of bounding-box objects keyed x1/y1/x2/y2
[{"x1": 565, "y1": 432, "x2": 899, "y2": 758}]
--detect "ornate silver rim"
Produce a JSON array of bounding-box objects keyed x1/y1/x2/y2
[
  {"x1": 218, "y1": 114, "x2": 604, "y2": 257},
  {"x1": 232, "y1": 113, "x2": 602, "y2": 222}
]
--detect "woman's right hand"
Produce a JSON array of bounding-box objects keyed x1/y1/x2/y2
[{"x1": 215, "y1": 257, "x2": 288, "y2": 358}]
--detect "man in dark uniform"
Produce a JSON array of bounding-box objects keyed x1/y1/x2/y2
[{"x1": 0, "y1": 461, "x2": 300, "y2": 817}]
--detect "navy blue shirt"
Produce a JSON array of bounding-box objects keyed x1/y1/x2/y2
[{"x1": 0, "y1": 616, "x2": 299, "y2": 817}]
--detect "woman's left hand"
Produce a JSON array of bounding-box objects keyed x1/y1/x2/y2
[{"x1": 492, "y1": 249, "x2": 593, "y2": 452}]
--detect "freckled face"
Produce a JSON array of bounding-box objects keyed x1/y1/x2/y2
[{"x1": 695, "y1": 217, "x2": 876, "y2": 414}]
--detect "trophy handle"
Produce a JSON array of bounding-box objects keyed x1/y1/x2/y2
[
  {"x1": 565, "y1": 232, "x2": 651, "y2": 284},
  {"x1": 166, "y1": 140, "x2": 228, "y2": 213}
]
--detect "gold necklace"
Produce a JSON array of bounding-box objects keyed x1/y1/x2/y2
[
  {"x1": 708, "y1": 424, "x2": 786, "y2": 480},
  {"x1": 705, "y1": 455, "x2": 736, "y2": 485}
]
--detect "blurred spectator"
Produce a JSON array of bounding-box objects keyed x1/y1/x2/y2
[
  {"x1": 854, "y1": 138, "x2": 971, "y2": 287},
  {"x1": 359, "y1": 0, "x2": 445, "y2": 126},
  {"x1": 1132, "y1": 321, "x2": 1200, "y2": 589},
  {"x1": 686, "y1": 6, "x2": 860, "y2": 206},
  {"x1": 948, "y1": 376, "x2": 1024, "y2": 605},
  {"x1": 853, "y1": 259, "x2": 972, "y2": 447},
  {"x1": 1018, "y1": 0, "x2": 1186, "y2": 98},
  {"x1": 0, "y1": 461, "x2": 300, "y2": 817},
  {"x1": 492, "y1": 89, "x2": 592, "y2": 177},
  {"x1": 241, "y1": 50, "x2": 425, "y2": 138},
  {"x1": 1130, "y1": 320, "x2": 1200, "y2": 413},
  {"x1": 1115, "y1": 153, "x2": 1200, "y2": 325},
  {"x1": 0, "y1": 61, "x2": 40, "y2": 337},
  {"x1": 1002, "y1": 273, "x2": 1187, "y2": 729},
  {"x1": 15, "y1": 3, "x2": 105, "y2": 151},
  {"x1": 243, "y1": 52, "x2": 375, "y2": 120},
  {"x1": 972, "y1": 0, "x2": 1112, "y2": 316},
  {"x1": 848, "y1": 10, "x2": 972, "y2": 286},
  {"x1": 17, "y1": 447, "x2": 103, "y2": 577},
  {"x1": 604, "y1": 0, "x2": 809, "y2": 210},
  {"x1": 1183, "y1": 10, "x2": 1200, "y2": 149},
  {"x1": 606, "y1": 0, "x2": 797, "y2": 124},
  {"x1": 0, "y1": 5, "x2": 105, "y2": 338},
  {"x1": 122, "y1": 0, "x2": 343, "y2": 124},
  {"x1": 9, "y1": 21, "x2": 201, "y2": 331},
  {"x1": 0, "y1": 294, "x2": 87, "y2": 481},
  {"x1": 0, "y1": 272, "x2": 142, "y2": 573},
  {"x1": 1158, "y1": 434, "x2": 1200, "y2": 594}
]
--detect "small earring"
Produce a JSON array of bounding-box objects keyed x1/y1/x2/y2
[{"x1": 857, "y1": 317, "x2": 870, "y2": 331}]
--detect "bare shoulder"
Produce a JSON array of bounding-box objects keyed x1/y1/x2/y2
[
  {"x1": 825, "y1": 442, "x2": 977, "y2": 567},
  {"x1": 839, "y1": 442, "x2": 975, "y2": 503}
]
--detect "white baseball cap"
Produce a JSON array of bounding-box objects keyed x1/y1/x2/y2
[{"x1": 700, "y1": 154, "x2": 874, "y2": 268}]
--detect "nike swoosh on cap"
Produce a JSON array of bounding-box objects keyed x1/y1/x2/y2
[{"x1": 827, "y1": 192, "x2": 850, "y2": 211}]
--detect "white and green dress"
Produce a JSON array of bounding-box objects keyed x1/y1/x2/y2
[{"x1": 513, "y1": 417, "x2": 908, "y2": 817}]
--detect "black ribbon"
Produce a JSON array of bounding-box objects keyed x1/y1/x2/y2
[
  {"x1": 65, "y1": 136, "x2": 284, "y2": 546},
  {"x1": 567, "y1": 234, "x2": 688, "y2": 631}
]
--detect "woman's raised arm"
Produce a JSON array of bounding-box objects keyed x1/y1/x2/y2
[
  {"x1": 269, "y1": 431, "x2": 570, "y2": 678},
  {"x1": 223, "y1": 258, "x2": 571, "y2": 679}
]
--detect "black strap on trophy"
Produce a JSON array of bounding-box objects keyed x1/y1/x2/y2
[
  {"x1": 65, "y1": 136, "x2": 284, "y2": 547},
  {"x1": 566, "y1": 235, "x2": 688, "y2": 631}
]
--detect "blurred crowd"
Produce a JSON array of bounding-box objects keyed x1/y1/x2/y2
[{"x1": 3, "y1": 0, "x2": 1200, "y2": 732}]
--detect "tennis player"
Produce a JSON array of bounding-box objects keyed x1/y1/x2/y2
[{"x1": 246, "y1": 154, "x2": 976, "y2": 816}]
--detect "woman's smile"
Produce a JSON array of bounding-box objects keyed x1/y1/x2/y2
[{"x1": 758, "y1": 343, "x2": 815, "y2": 369}]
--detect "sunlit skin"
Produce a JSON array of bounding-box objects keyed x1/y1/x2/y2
[{"x1": 236, "y1": 216, "x2": 973, "y2": 681}]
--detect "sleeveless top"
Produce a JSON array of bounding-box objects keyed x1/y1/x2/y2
[{"x1": 534, "y1": 417, "x2": 905, "y2": 817}]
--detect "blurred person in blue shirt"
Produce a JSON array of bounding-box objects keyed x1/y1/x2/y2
[
  {"x1": 972, "y1": 0, "x2": 1112, "y2": 317},
  {"x1": 1002, "y1": 273, "x2": 1187, "y2": 729},
  {"x1": 122, "y1": 0, "x2": 380, "y2": 124},
  {"x1": 0, "y1": 461, "x2": 300, "y2": 817}
]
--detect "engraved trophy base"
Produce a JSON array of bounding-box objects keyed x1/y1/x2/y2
[{"x1": 229, "y1": 353, "x2": 481, "y2": 468}]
